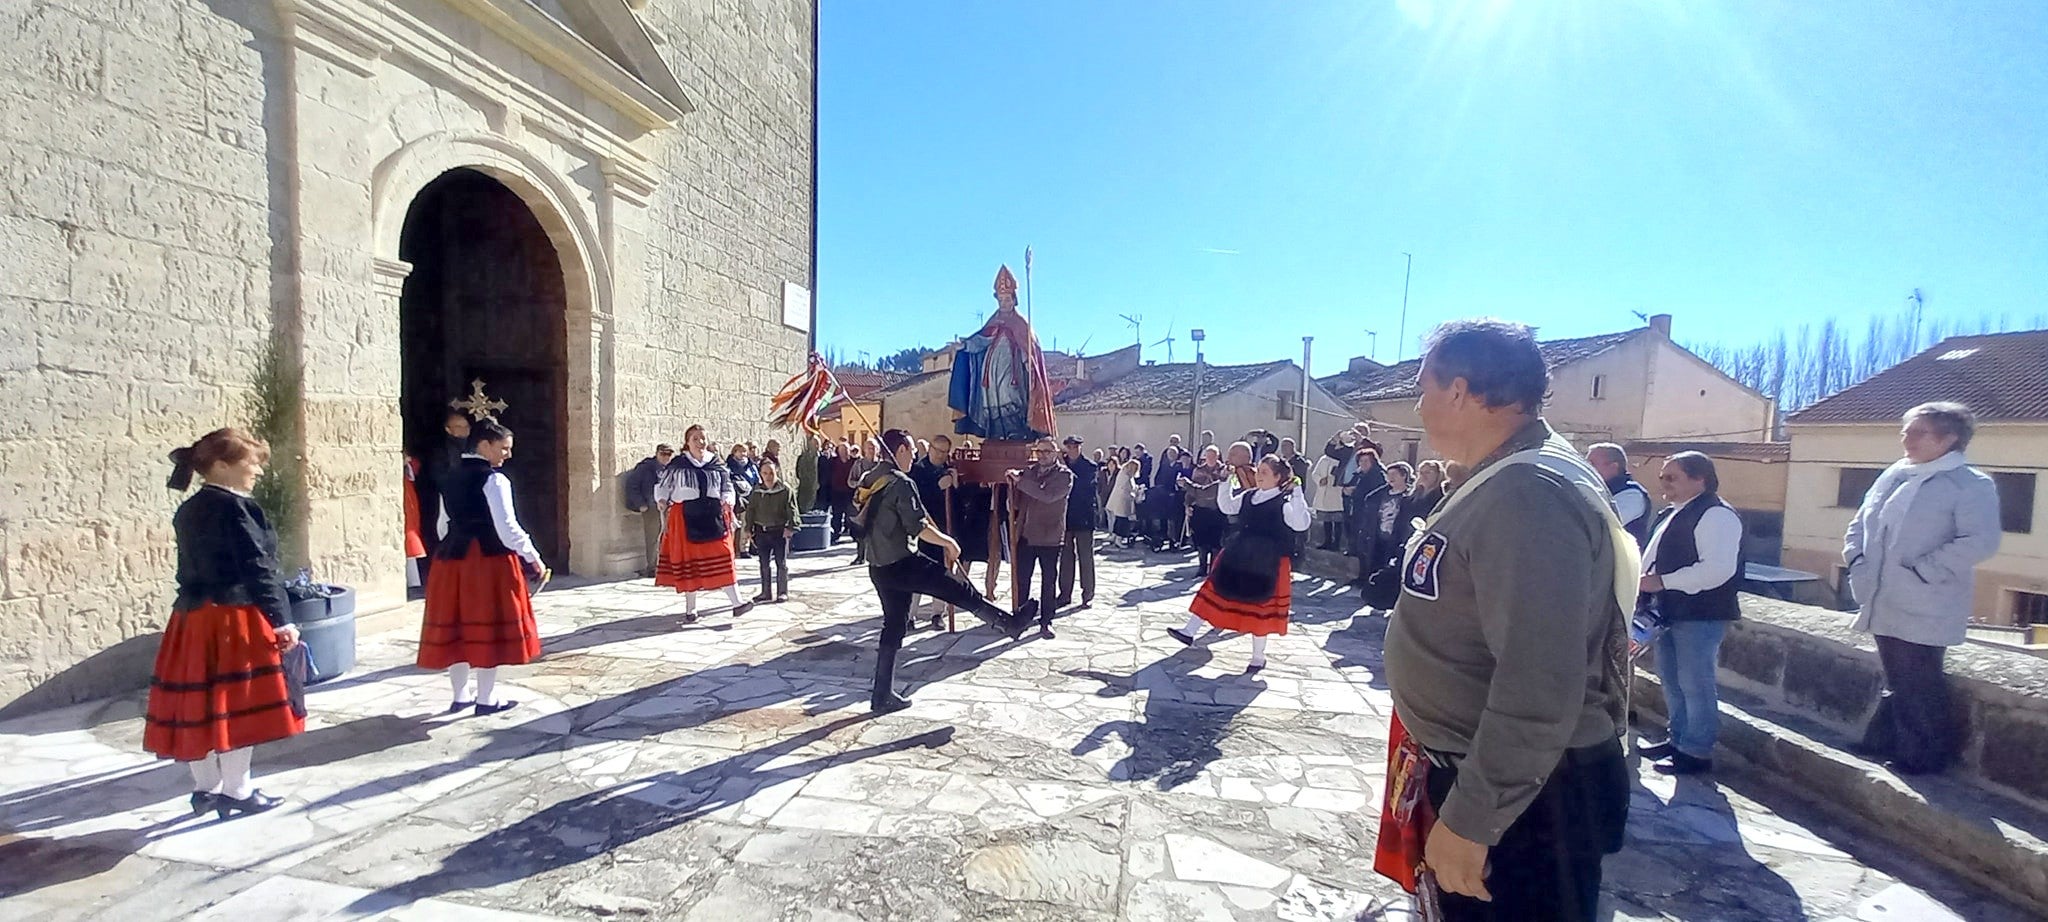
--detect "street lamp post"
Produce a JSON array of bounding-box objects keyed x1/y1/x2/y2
[
  {"x1": 1190, "y1": 328, "x2": 1207, "y2": 446},
  {"x1": 1299, "y1": 336, "x2": 1313, "y2": 450}
]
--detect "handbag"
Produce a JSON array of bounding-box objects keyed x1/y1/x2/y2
[{"x1": 281, "y1": 642, "x2": 311, "y2": 719}]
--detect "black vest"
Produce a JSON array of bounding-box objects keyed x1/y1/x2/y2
[
  {"x1": 1607, "y1": 473, "x2": 1651, "y2": 549},
  {"x1": 1212, "y1": 489, "x2": 1296, "y2": 602},
  {"x1": 1650, "y1": 493, "x2": 1743, "y2": 622},
  {"x1": 436, "y1": 457, "x2": 512, "y2": 559}
]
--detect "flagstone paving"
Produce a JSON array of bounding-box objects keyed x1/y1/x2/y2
[{"x1": 0, "y1": 543, "x2": 2033, "y2": 920}]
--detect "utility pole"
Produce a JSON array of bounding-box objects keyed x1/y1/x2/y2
[
  {"x1": 1397, "y1": 252, "x2": 1413, "y2": 361},
  {"x1": 1299, "y1": 336, "x2": 1313, "y2": 450},
  {"x1": 1190, "y1": 328, "x2": 1207, "y2": 446}
]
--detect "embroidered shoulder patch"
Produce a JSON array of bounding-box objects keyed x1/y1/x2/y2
[{"x1": 1403, "y1": 532, "x2": 1448, "y2": 601}]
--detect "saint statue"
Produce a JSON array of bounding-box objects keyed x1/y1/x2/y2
[{"x1": 948, "y1": 266, "x2": 1057, "y2": 441}]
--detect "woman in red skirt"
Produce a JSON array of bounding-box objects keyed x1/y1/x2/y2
[
  {"x1": 146, "y1": 428, "x2": 305, "y2": 819},
  {"x1": 655, "y1": 424, "x2": 755, "y2": 622},
  {"x1": 402, "y1": 454, "x2": 427, "y2": 591},
  {"x1": 1169, "y1": 454, "x2": 1311, "y2": 673},
  {"x1": 421, "y1": 421, "x2": 544, "y2": 714}
]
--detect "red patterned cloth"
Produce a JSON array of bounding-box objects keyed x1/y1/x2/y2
[
  {"x1": 402, "y1": 456, "x2": 426, "y2": 559},
  {"x1": 144, "y1": 604, "x2": 305, "y2": 762},
  {"x1": 419, "y1": 545, "x2": 540, "y2": 670},
  {"x1": 655, "y1": 503, "x2": 737, "y2": 592},
  {"x1": 1189, "y1": 553, "x2": 1292, "y2": 636}
]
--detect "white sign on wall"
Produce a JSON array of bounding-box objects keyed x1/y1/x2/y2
[{"x1": 782, "y1": 281, "x2": 811, "y2": 332}]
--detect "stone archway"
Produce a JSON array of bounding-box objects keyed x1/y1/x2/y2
[
  {"x1": 399, "y1": 168, "x2": 572, "y2": 568},
  {"x1": 372, "y1": 132, "x2": 613, "y2": 576}
]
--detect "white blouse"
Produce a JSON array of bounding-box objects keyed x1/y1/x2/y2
[
  {"x1": 437, "y1": 458, "x2": 542, "y2": 566},
  {"x1": 662, "y1": 451, "x2": 735, "y2": 504},
  {"x1": 1217, "y1": 482, "x2": 1312, "y2": 531}
]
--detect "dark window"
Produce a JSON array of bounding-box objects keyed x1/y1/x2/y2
[
  {"x1": 1591, "y1": 375, "x2": 1607, "y2": 400},
  {"x1": 1992, "y1": 472, "x2": 2035, "y2": 534},
  {"x1": 1276, "y1": 391, "x2": 1296, "y2": 420},
  {"x1": 1835, "y1": 468, "x2": 1883, "y2": 508},
  {"x1": 1403, "y1": 439, "x2": 1420, "y2": 465},
  {"x1": 2014, "y1": 591, "x2": 2048, "y2": 625}
]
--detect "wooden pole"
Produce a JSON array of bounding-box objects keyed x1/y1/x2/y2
[{"x1": 943, "y1": 479, "x2": 957, "y2": 633}]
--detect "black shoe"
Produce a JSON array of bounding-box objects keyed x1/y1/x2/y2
[
  {"x1": 473, "y1": 700, "x2": 520, "y2": 716},
  {"x1": 682, "y1": 611, "x2": 699, "y2": 624},
  {"x1": 733, "y1": 601, "x2": 755, "y2": 618},
  {"x1": 1079, "y1": 596, "x2": 1093, "y2": 609},
  {"x1": 445, "y1": 699, "x2": 475, "y2": 715},
  {"x1": 1038, "y1": 626, "x2": 1055, "y2": 640},
  {"x1": 188, "y1": 791, "x2": 217, "y2": 816},
  {"x1": 1246, "y1": 661, "x2": 1266, "y2": 674},
  {"x1": 1167, "y1": 628, "x2": 1196, "y2": 647},
  {"x1": 1054, "y1": 596, "x2": 1073, "y2": 609},
  {"x1": 1637, "y1": 740, "x2": 1678, "y2": 761},
  {"x1": 753, "y1": 591, "x2": 774, "y2": 603},
  {"x1": 1654, "y1": 753, "x2": 1713, "y2": 776},
  {"x1": 214, "y1": 791, "x2": 284, "y2": 819},
  {"x1": 870, "y1": 647, "x2": 911, "y2": 714}
]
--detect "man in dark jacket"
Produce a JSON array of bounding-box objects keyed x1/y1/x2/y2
[
  {"x1": 1056, "y1": 435, "x2": 1098, "y2": 609},
  {"x1": 1007, "y1": 437, "x2": 1074, "y2": 638},
  {"x1": 416, "y1": 409, "x2": 475, "y2": 585},
  {"x1": 624, "y1": 444, "x2": 674, "y2": 577}
]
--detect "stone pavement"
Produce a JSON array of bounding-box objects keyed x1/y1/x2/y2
[{"x1": 0, "y1": 543, "x2": 2032, "y2": 921}]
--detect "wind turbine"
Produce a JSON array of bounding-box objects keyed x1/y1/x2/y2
[{"x1": 1150, "y1": 320, "x2": 1177, "y2": 363}]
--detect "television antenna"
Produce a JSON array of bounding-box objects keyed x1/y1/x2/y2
[{"x1": 1119, "y1": 313, "x2": 1143, "y2": 349}]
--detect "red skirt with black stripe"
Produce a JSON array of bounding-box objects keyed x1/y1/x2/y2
[
  {"x1": 143, "y1": 604, "x2": 305, "y2": 762},
  {"x1": 1190, "y1": 554, "x2": 1292, "y2": 636},
  {"x1": 655, "y1": 503, "x2": 737, "y2": 592},
  {"x1": 419, "y1": 545, "x2": 540, "y2": 670}
]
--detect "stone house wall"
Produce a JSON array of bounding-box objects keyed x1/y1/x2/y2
[{"x1": 0, "y1": 0, "x2": 815, "y2": 712}]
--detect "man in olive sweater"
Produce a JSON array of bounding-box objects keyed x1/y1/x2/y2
[
  {"x1": 1383, "y1": 319, "x2": 1632, "y2": 921},
  {"x1": 1007, "y1": 436, "x2": 1074, "y2": 639}
]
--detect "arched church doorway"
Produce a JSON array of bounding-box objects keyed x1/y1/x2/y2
[{"x1": 399, "y1": 167, "x2": 571, "y2": 571}]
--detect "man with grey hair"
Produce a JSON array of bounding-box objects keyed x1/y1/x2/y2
[
  {"x1": 1638, "y1": 451, "x2": 1745, "y2": 776},
  {"x1": 1587, "y1": 442, "x2": 1651, "y2": 548},
  {"x1": 1383, "y1": 318, "x2": 1634, "y2": 919}
]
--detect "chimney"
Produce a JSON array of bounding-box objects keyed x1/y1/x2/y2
[
  {"x1": 1648, "y1": 314, "x2": 1672, "y2": 337},
  {"x1": 1347, "y1": 355, "x2": 1382, "y2": 373}
]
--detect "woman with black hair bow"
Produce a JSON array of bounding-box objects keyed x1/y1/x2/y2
[{"x1": 146, "y1": 428, "x2": 304, "y2": 819}]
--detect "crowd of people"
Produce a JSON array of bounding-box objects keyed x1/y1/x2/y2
[{"x1": 142, "y1": 318, "x2": 2001, "y2": 922}]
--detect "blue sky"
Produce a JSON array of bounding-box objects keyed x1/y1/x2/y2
[{"x1": 816, "y1": 1, "x2": 2048, "y2": 369}]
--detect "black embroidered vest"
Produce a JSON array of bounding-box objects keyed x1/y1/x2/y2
[
  {"x1": 436, "y1": 457, "x2": 512, "y2": 559},
  {"x1": 1650, "y1": 492, "x2": 1743, "y2": 622}
]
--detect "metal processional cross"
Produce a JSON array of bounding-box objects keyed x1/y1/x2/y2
[{"x1": 450, "y1": 378, "x2": 508, "y2": 423}]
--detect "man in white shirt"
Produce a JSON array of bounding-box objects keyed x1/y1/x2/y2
[
  {"x1": 1637, "y1": 451, "x2": 1744, "y2": 776},
  {"x1": 1588, "y1": 443, "x2": 1651, "y2": 548}
]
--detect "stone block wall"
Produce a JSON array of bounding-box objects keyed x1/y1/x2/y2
[
  {"x1": 0, "y1": 0, "x2": 279, "y2": 713},
  {"x1": 1712, "y1": 597, "x2": 2048, "y2": 807},
  {"x1": 0, "y1": 0, "x2": 816, "y2": 712}
]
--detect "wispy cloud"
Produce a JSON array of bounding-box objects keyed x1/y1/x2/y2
[
  {"x1": 1395, "y1": 0, "x2": 1435, "y2": 29},
  {"x1": 1198, "y1": 247, "x2": 1240, "y2": 255}
]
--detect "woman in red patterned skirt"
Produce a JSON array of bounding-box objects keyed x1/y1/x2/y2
[
  {"x1": 421, "y1": 421, "x2": 544, "y2": 715},
  {"x1": 402, "y1": 454, "x2": 427, "y2": 591},
  {"x1": 655, "y1": 424, "x2": 755, "y2": 622},
  {"x1": 146, "y1": 428, "x2": 305, "y2": 819},
  {"x1": 1168, "y1": 453, "x2": 1311, "y2": 673}
]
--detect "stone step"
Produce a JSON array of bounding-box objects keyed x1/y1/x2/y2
[{"x1": 1640, "y1": 682, "x2": 2048, "y2": 913}]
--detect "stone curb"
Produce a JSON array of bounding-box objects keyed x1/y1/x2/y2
[{"x1": 1637, "y1": 676, "x2": 2048, "y2": 913}]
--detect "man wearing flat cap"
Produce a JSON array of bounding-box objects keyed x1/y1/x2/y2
[{"x1": 1057, "y1": 434, "x2": 1099, "y2": 608}]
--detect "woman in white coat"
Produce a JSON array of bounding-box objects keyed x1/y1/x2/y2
[
  {"x1": 1843, "y1": 401, "x2": 2002, "y2": 775},
  {"x1": 1106, "y1": 459, "x2": 1142, "y2": 547}
]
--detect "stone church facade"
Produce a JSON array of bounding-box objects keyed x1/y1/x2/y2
[{"x1": 0, "y1": 0, "x2": 816, "y2": 711}]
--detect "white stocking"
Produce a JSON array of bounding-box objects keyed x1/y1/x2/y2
[
  {"x1": 1180, "y1": 614, "x2": 1204, "y2": 635},
  {"x1": 1249, "y1": 635, "x2": 1269, "y2": 666},
  {"x1": 449, "y1": 662, "x2": 473, "y2": 703},
  {"x1": 187, "y1": 753, "x2": 222, "y2": 794},
  {"x1": 475, "y1": 667, "x2": 500, "y2": 707},
  {"x1": 723, "y1": 584, "x2": 743, "y2": 608},
  {"x1": 218, "y1": 747, "x2": 254, "y2": 800},
  {"x1": 685, "y1": 590, "x2": 700, "y2": 614},
  {"x1": 406, "y1": 558, "x2": 421, "y2": 588}
]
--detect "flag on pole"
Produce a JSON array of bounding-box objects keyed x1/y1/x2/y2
[{"x1": 768, "y1": 352, "x2": 839, "y2": 437}]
